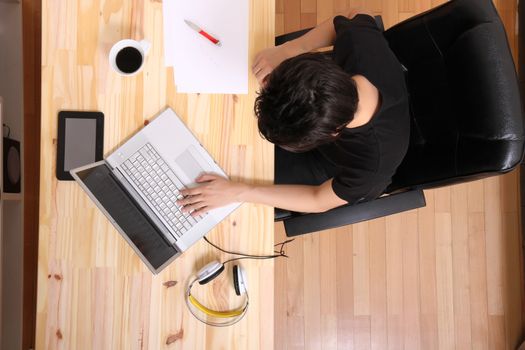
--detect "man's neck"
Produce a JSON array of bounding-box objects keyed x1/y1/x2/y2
[{"x1": 346, "y1": 75, "x2": 380, "y2": 128}]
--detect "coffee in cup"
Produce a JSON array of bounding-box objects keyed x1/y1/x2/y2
[{"x1": 109, "y1": 39, "x2": 151, "y2": 76}]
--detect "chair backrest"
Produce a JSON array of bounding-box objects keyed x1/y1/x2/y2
[{"x1": 384, "y1": 0, "x2": 524, "y2": 193}]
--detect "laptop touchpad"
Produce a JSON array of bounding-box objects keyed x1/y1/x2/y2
[{"x1": 175, "y1": 146, "x2": 209, "y2": 186}]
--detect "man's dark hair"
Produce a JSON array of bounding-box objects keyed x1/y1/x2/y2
[{"x1": 254, "y1": 52, "x2": 358, "y2": 152}]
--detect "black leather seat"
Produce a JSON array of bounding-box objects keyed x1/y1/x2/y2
[{"x1": 275, "y1": 0, "x2": 525, "y2": 236}]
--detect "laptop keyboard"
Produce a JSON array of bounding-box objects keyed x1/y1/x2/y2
[{"x1": 120, "y1": 143, "x2": 204, "y2": 241}]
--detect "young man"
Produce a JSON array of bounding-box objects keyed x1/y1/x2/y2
[{"x1": 177, "y1": 10, "x2": 410, "y2": 216}]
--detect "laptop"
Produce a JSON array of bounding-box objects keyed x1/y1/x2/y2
[{"x1": 70, "y1": 107, "x2": 240, "y2": 274}]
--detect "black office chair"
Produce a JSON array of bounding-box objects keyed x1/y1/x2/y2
[{"x1": 275, "y1": 0, "x2": 525, "y2": 236}]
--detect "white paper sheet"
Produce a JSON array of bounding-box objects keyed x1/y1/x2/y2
[{"x1": 163, "y1": 0, "x2": 249, "y2": 94}]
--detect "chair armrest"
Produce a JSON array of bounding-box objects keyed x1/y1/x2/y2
[
  {"x1": 280, "y1": 189, "x2": 426, "y2": 236},
  {"x1": 275, "y1": 28, "x2": 314, "y2": 46},
  {"x1": 375, "y1": 15, "x2": 385, "y2": 32},
  {"x1": 274, "y1": 16, "x2": 385, "y2": 46}
]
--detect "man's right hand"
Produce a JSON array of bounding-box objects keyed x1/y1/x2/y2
[
  {"x1": 252, "y1": 44, "x2": 298, "y2": 86},
  {"x1": 252, "y1": 15, "x2": 342, "y2": 86}
]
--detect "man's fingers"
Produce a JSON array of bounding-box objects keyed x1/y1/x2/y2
[
  {"x1": 176, "y1": 194, "x2": 202, "y2": 206},
  {"x1": 180, "y1": 200, "x2": 207, "y2": 213},
  {"x1": 253, "y1": 58, "x2": 274, "y2": 77},
  {"x1": 252, "y1": 62, "x2": 265, "y2": 76},
  {"x1": 255, "y1": 71, "x2": 265, "y2": 83},
  {"x1": 179, "y1": 187, "x2": 201, "y2": 196},
  {"x1": 256, "y1": 68, "x2": 271, "y2": 85},
  {"x1": 252, "y1": 55, "x2": 262, "y2": 70},
  {"x1": 191, "y1": 206, "x2": 214, "y2": 217},
  {"x1": 262, "y1": 67, "x2": 272, "y2": 78},
  {"x1": 261, "y1": 75, "x2": 269, "y2": 88},
  {"x1": 196, "y1": 174, "x2": 217, "y2": 183}
]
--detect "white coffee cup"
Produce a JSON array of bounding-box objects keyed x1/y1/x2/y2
[{"x1": 109, "y1": 39, "x2": 151, "y2": 76}]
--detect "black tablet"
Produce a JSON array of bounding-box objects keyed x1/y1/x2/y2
[{"x1": 56, "y1": 111, "x2": 104, "y2": 180}]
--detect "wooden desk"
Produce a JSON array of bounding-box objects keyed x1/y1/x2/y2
[{"x1": 36, "y1": 1, "x2": 274, "y2": 349}]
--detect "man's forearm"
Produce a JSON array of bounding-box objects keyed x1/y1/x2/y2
[
  {"x1": 239, "y1": 183, "x2": 334, "y2": 213},
  {"x1": 283, "y1": 17, "x2": 336, "y2": 56},
  {"x1": 177, "y1": 176, "x2": 347, "y2": 215},
  {"x1": 282, "y1": 9, "x2": 371, "y2": 57}
]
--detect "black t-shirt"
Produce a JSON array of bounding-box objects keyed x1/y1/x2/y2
[{"x1": 318, "y1": 14, "x2": 410, "y2": 204}]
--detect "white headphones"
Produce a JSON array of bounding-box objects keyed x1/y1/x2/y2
[
  {"x1": 185, "y1": 260, "x2": 249, "y2": 327},
  {"x1": 184, "y1": 237, "x2": 293, "y2": 327}
]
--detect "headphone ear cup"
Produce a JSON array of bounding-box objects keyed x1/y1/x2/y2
[
  {"x1": 197, "y1": 261, "x2": 225, "y2": 285},
  {"x1": 233, "y1": 265, "x2": 248, "y2": 296},
  {"x1": 233, "y1": 265, "x2": 241, "y2": 296}
]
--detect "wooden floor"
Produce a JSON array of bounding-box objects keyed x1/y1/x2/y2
[{"x1": 274, "y1": 1, "x2": 525, "y2": 349}]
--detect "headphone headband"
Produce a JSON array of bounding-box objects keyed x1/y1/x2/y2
[{"x1": 186, "y1": 269, "x2": 249, "y2": 327}]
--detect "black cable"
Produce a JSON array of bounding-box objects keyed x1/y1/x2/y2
[
  {"x1": 223, "y1": 255, "x2": 278, "y2": 265},
  {"x1": 204, "y1": 236, "x2": 269, "y2": 258},
  {"x1": 274, "y1": 238, "x2": 295, "y2": 256},
  {"x1": 203, "y1": 236, "x2": 294, "y2": 260}
]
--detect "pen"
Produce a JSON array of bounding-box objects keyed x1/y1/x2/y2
[{"x1": 184, "y1": 19, "x2": 222, "y2": 47}]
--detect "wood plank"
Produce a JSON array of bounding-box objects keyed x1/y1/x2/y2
[
  {"x1": 402, "y1": 212, "x2": 421, "y2": 349},
  {"x1": 434, "y1": 187, "x2": 451, "y2": 214},
  {"x1": 334, "y1": 0, "x2": 349, "y2": 15},
  {"x1": 317, "y1": 0, "x2": 334, "y2": 24},
  {"x1": 451, "y1": 184, "x2": 472, "y2": 349},
  {"x1": 399, "y1": 0, "x2": 415, "y2": 12},
  {"x1": 274, "y1": 223, "x2": 288, "y2": 350},
  {"x1": 336, "y1": 226, "x2": 354, "y2": 349},
  {"x1": 303, "y1": 233, "x2": 322, "y2": 350},
  {"x1": 469, "y1": 212, "x2": 490, "y2": 349},
  {"x1": 284, "y1": 0, "x2": 302, "y2": 33},
  {"x1": 399, "y1": 12, "x2": 416, "y2": 22},
  {"x1": 467, "y1": 180, "x2": 485, "y2": 213},
  {"x1": 435, "y1": 212, "x2": 455, "y2": 349},
  {"x1": 501, "y1": 170, "x2": 519, "y2": 214},
  {"x1": 502, "y1": 212, "x2": 524, "y2": 349},
  {"x1": 276, "y1": 0, "x2": 284, "y2": 14},
  {"x1": 320, "y1": 232, "x2": 338, "y2": 350},
  {"x1": 300, "y1": 13, "x2": 317, "y2": 29},
  {"x1": 276, "y1": 13, "x2": 285, "y2": 36},
  {"x1": 484, "y1": 176, "x2": 505, "y2": 315},
  {"x1": 431, "y1": 0, "x2": 448, "y2": 6},
  {"x1": 414, "y1": 0, "x2": 432, "y2": 12},
  {"x1": 354, "y1": 316, "x2": 371, "y2": 350},
  {"x1": 489, "y1": 315, "x2": 506, "y2": 350},
  {"x1": 369, "y1": 218, "x2": 387, "y2": 350},
  {"x1": 417, "y1": 190, "x2": 439, "y2": 350},
  {"x1": 349, "y1": 0, "x2": 382, "y2": 14},
  {"x1": 386, "y1": 214, "x2": 404, "y2": 350},
  {"x1": 353, "y1": 222, "x2": 370, "y2": 316},
  {"x1": 286, "y1": 232, "x2": 307, "y2": 349},
  {"x1": 381, "y1": 0, "x2": 399, "y2": 29},
  {"x1": 286, "y1": 234, "x2": 306, "y2": 350},
  {"x1": 301, "y1": 0, "x2": 317, "y2": 14}
]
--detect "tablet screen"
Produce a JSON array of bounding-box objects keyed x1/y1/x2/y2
[
  {"x1": 57, "y1": 110, "x2": 104, "y2": 181},
  {"x1": 64, "y1": 118, "x2": 98, "y2": 171}
]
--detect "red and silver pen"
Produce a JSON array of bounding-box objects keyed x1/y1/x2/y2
[{"x1": 184, "y1": 19, "x2": 222, "y2": 47}]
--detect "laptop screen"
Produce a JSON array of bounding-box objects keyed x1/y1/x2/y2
[{"x1": 75, "y1": 163, "x2": 178, "y2": 271}]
